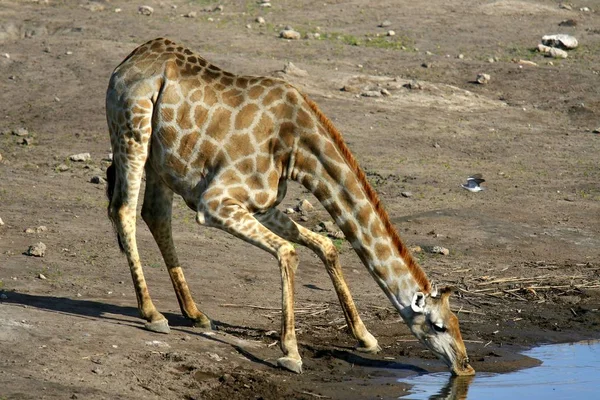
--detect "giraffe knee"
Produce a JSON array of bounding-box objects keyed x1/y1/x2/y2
[
  {"x1": 278, "y1": 243, "x2": 298, "y2": 273},
  {"x1": 321, "y1": 237, "x2": 339, "y2": 266}
]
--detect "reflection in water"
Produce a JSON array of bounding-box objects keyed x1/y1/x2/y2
[
  {"x1": 429, "y1": 375, "x2": 473, "y2": 400},
  {"x1": 398, "y1": 340, "x2": 600, "y2": 400}
]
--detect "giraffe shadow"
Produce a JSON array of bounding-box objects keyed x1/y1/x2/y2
[{"x1": 1, "y1": 292, "x2": 428, "y2": 374}]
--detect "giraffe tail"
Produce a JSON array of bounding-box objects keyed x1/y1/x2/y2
[{"x1": 106, "y1": 163, "x2": 125, "y2": 253}]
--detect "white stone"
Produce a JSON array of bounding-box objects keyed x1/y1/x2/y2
[
  {"x1": 283, "y1": 61, "x2": 308, "y2": 77},
  {"x1": 27, "y1": 242, "x2": 47, "y2": 257},
  {"x1": 542, "y1": 34, "x2": 578, "y2": 49},
  {"x1": 387, "y1": 30, "x2": 395, "y2": 37},
  {"x1": 280, "y1": 30, "x2": 301, "y2": 40},
  {"x1": 0, "y1": 217, "x2": 4, "y2": 226},
  {"x1": 69, "y1": 152, "x2": 91, "y2": 162},
  {"x1": 256, "y1": 16, "x2": 266, "y2": 25},
  {"x1": 138, "y1": 5, "x2": 154, "y2": 16},
  {"x1": 476, "y1": 73, "x2": 491, "y2": 84}
]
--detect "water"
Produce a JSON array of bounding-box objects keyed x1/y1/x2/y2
[{"x1": 397, "y1": 340, "x2": 600, "y2": 400}]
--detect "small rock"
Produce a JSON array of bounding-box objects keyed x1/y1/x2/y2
[
  {"x1": 421, "y1": 62, "x2": 432, "y2": 68},
  {"x1": 91, "y1": 368, "x2": 103, "y2": 375},
  {"x1": 0, "y1": 293, "x2": 8, "y2": 300},
  {"x1": 341, "y1": 85, "x2": 361, "y2": 94},
  {"x1": 246, "y1": 24, "x2": 252, "y2": 29},
  {"x1": 56, "y1": 164, "x2": 70, "y2": 172},
  {"x1": 380, "y1": 88, "x2": 391, "y2": 96},
  {"x1": 283, "y1": 61, "x2": 308, "y2": 77},
  {"x1": 2, "y1": 53, "x2": 9, "y2": 59},
  {"x1": 114, "y1": 8, "x2": 122, "y2": 13},
  {"x1": 90, "y1": 176, "x2": 106, "y2": 184},
  {"x1": 0, "y1": 153, "x2": 2, "y2": 162},
  {"x1": 12, "y1": 127, "x2": 29, "y2": 136},
  {"x1": 457, "y1": 54, "x2": 464, "y2": 59},
  {"x1": 296, "y1": 199, "x2": 314, "y2": 213},
  {"x1": 260, "y1": 2, "x2": 272, "y2": 8},
  {"x1": 319, "y1": 221, "x2": 336, "y2": 233},
  {"x1": 207, "y1": 352, "x2": 223, "y2": 361},
  {"x1": 285, "y1": 208, "x2": 295, "y2": 214},
  {"x1": 0, "y1": 217, "x2": 4, "y2": 226},
  {"x1": 487, "y1": 57, "x2": 495, "y2": 63},
  {"x1": 559, "y1": 3, "x2": 572, "y2": 10},
  {"x1": 145, "y1": 340, "x2": 170, "y2": 348},
  {"x1": 214, "y1": 4, "x2": 224, "y2": 12},
  {"x1": 280, "y1": 30, "x2": 301, "y2": 40},
  {"x1": 65, "y1": 51, "x2": 73, "y2": 55},
  {"x1": 299, "y1": 215, "x2": 309, "y2": 222},
  {"x1": 69, "y1": 153, "x2": 91, "y2": 162},
  {"x1": 410, "y1": 246, "x2": 423, "y2": 254},
  {"x1": 592, "y1": 128, "x2": 600, "y2": 134},
  {"x1": 19, "y1": 137, "x2": 33, "y2": 146},
  {"x1": 401, "y1": 191, "x2": 413, "y2": 198},
  {"x1": 541, "y1": 34, "x2": 578, "y2": 49},
  {"x1": 183, "y1": 11, "x2": 197, "y2": 18},
  {"x1": 329, "y1": 231, "x2": 345, "y2": 240},
  {"x1": 256, "y1": 16, "x2": 266, "y2": 25},
  {"x1": 430, "y1": 246, "x2": 449, "y2": 256},
  {"x1": 476, "y1": 73, "x2": 491, "y2": 84},
  {"x1": 387, "y1": 30, "x2": 395, "y2": 37},
  {"x1": 558, "y1": 19, "x2": 577, "y2": 27},
  {"x1": 518, "y1": 59, "x2": 538, "y2": 67},
  {"x1": 361, "y1": 90, "x2": 382, "y2": 98},
  {"x1": 27, "y1": 242, "x2": 47, "y2": 257},
  {"x1": 579, "y1": 7, "x2": 590, "y2": 12},
  {"x1": 403, "y1": 81, "x2": 423, "y2": 90},
  {"x1": 138, "y1": 5, "x2": 154, "y2": 16},
  {"x1": 433, "y1": 142, "x2": 441, "y2": 148},
  {"x1": 38, "y1": 273, "x2": 47, "y2": 280},
  {"x1": 379, "y1": 20, "x2": 392, "y2": 27}
]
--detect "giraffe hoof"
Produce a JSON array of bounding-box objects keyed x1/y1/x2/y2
[
  {"x1": 145, "y1": 319, "x2": 171, "y2": 334},
  {"x1": 356, "y1": 343, "x2": 381, "y2": 354},
  {"x1": 277, "y1": 357, "x2": 303, "y2": 374},
  {"x1": 192, "y1": 318, "x2": 213, "y2": 330}
]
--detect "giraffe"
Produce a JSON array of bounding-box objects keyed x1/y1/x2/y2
[{"x1": 105, "y1": 38, "x2": 475, "y2": 376}]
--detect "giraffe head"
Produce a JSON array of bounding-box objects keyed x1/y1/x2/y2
[{"x1": 407, "y1": 286, "x2": 475, "y2": 376}]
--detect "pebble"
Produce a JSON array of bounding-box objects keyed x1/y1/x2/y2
[
  {"x1": 537, "y1": 44, "x2": 568, "y2": 59},
  {"x1": 256, "y1": 16, "x2": 266, "y2": 25},
  {"x1": 558, "y1": 19, "x2": 577, "y2": 27},
  {"x1": 260, "y1": 2, "x2": 272, "y2": 8},
  {"x1": 280, "y1": 30, "x2": 301, "y2": 40},
  {"x1": 379, "y1": 20, "x2": 392, "y2": 27},
  {"x1": 318, "y1": 221, "x2": 336, "y2": 233},
  {"x1": 25, "y1": 226, "x2": 47, "y2": 234},
  {"x1": 27, "y1": 242, "x2": 47, "y2": 257},
  {"x1": 285, "y1": 208, "x2": 295, "y2": 214},
  {"x1": 0, "y1": 153, "x2": 2, "y2": 162},
  {"x1": 145, "y1": 340, "x2": 170, "y2": 348},
  {"x1": 2, "y1": 53, "x2": 9, "y2": 59},
  {"x1": 541, "y1": 34, "x2": 578, "y2": 49},
  {"x1": 282, "y1": 61, "x2": 308, "y2": 77},
  {"x1": 69, "y1": 152, "x2": 91, "y2": 162},
  {"x1": 65, "y1": 51, "x2": 73, "y2": 55},
  {"x1": 296, "y1": 199, "x2": 314, "y2": 213},
  {"x1": 457, "y1": 54, "x2": 464, "y2": 59},
  {"x1": 12, "y1": 127, "x2": 29, "y2": 137},
  {"x1": 401, "y1": 191, "x2": 413, "y2": 198},
  {"x1": 559, "y1": 3, "x2": 572, "y2": 10},
  {"x1": 183, "y1": 11, "x2": 197, "y2": 18},
  {"x1": 0, "y1": 217, "x2": 4, "y2": 226},
  {"x1": 0, "y1": 293, "x2": 7, "y2": 300},
  {"x1": 487, "y1": 57, "x2": 495, "y2": 63},
  {"x1": 207, "y1": 352, "x2": 223, "y2": 361},
  {"x1": 90, "y1": 176, "x2": 106, "y2": 184},
  {"x1": 410, "y1": 246, "x2": 423, "y2": 254},
  {"x1": 387, "y1": 30, "x2": 395, "y2": 37},
  {"x1": 214, "y1": 4, "x2": 224, "y2": 12},
  {"x1": 361, "y1": 90, "x2": 383, "y2": 98},
  {"x1": 518, "y1": 59, "x2": 538, "y2": 67},
  {"x1": 380, "y1": 88, "x2": 391, "y2": 96},
  {"x1": 56, "y1": 163, "x2": 70, "y2": 172},
  {"x1": 138, "y1": 5, "x2": 154, "y2": 16},
  {"x1": 38, "y1": 273, "x2": 47, "y2": 280},
  {"x1": 91, "y1": 368, "x2": 103, "y2": 375},
  {"x1": 404, "y1": 81, "x2": 422, "y2": 90},
  {"x1": 430, "y1": 246, "x2": 450, "y2": 256},
  {"x1": 19, "y1": 137, "x2": 33, "y2": 146},
  {"x1": 246, "y1": 24, "x2": 252, "y2": 29},
  {"x1": 476, "y1": 73, "x2": 491, "y2": 84}
]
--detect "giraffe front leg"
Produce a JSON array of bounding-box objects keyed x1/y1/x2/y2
[
  {"x1": 202, "y1": 199, "x2": 302, "y2": 373},
  {"x1": 257, "y1": 209, "x2": 380, "y2": 354}
]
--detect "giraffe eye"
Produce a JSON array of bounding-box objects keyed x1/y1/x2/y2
[{"x1": 432, "y1": 322, "x2": 447, "y2": 333}]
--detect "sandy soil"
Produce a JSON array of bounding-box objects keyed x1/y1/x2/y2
[{"x1": 1, "y1": 0, "x2": 599, "y2": 399}]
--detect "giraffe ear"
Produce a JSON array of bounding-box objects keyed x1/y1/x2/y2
[{"x1": 411, "y1": 292, "x2": 426, "y2": 313}]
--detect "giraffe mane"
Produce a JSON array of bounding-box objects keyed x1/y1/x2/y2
[{"x1": 301, "y1": 94, "x2": 432, "y2": 294}]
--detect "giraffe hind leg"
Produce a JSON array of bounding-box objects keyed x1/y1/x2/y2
[
  {"x1": 141, "y1": 164, "x2": 212, "y2": 329},
  {"x1": 106, "y1": 104, "x2": 169, "y2": 334},
  {"x1": 257, "y1": 208, "x2": 380, "y2": 353}
]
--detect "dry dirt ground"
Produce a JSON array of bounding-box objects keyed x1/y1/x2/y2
[{"x1": 1, "y1": 0, "x2": 600, "y2": 399}]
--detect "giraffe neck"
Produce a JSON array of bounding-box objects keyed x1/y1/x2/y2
[{"x1": 293, "y1": 97, "x2": 432, "y2": 312}]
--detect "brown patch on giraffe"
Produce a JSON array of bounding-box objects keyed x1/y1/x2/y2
[
  {"x1": 226, "y1": 186, "x2": 250, "y2": 204},
  {"x1": 267, "y1": 170, "x2": 280, "y2": 188},
  {"x1": 296, "y1": 107, "x2": 314, "y2": 130},
  {"x1": 374, "y1": 264, "x2": 390, "y2": 282},
  {"x1": 234, "y1": 103, "x2": 260, "y2": 130},
  {"x1": 256, "y1": 155, "x2": 272, "y2": 172},
  {"x1": 203, "y1": 87, "x2": 218, "y2": 106},
  {"x1": 194, "y1": 105, "x2": 209, "y2": 127},
  {"x1": 176, "y1": 101, "x2": 193, "y2": 130},
  {"x1": 374, "y1": 243, "x2": 392, "y2": 261},
  {"x1": 253, "y1": 192, "x2": 271, "y2": 207},
  {"x1": 189, "y1": 88, "x2": 203, "y2": 103},
  {"x1": 218, "y1": 168, "x2": 243, "y2": 185},
  {"x1": 192, "y1": 140, "x2": 215, "y2": 168},
  {"x1": 166, "y1": 153, "x2": 188, "y2": 176},
  {"x1": 235, "y1": 78, "x2": 249, "y2": 89},
  {"x1": 356, "y1": 203, "x2": 373, "y2": 227},
  {"x1": 161, "y1": 85, "x2": 181, "y2": 105},
  {"x1": 188, "y1": 56, "x2": 197, "y2": 64},
  {"x1": 201, "y1": 69, "x2": 220, "y2": 83},
  {"x1": 220, "y1": 76, "x2": 234, "y2": 87},
  {"x1": 178, "y1": 133, "x2": 200, "y2": 160},
  {"x1": 235, "y1": 158, "x2": 255, "y2": 175},
  {"x1": 253, "y1": 114, "x2": 274, "y2": 144},
  {"x1": 197, "y1": 58, "x2": 207, "y2": 67},
  {"x1": 277, "y1": 122, "x2": 296, "y2": 149},
  {"x1": 260, "y1": 78, "x2": 277, "y2": 87},
  {"x1": 262, "y1": 87, "x2": 285, "y2": 107},
  {"x1": 225, "y1": 133, "x2": 253, "y2": 160},
  {"x1": 245, "y1": 174, "x2": 264, "y2": 191},
  {"x1": 161, "y1": 107, "x2": 175, "y2": 123},
  {"x1": 248, "y1": 85, "x2": 265, "y2": 100},
  {"x1": 302, "y1": 94, "x2": 432, "y2": 293},
  {"x1": 176, "y1": 59, "x2": 184, "y2": 68},
  {"x1": 175, "y1": 53, "x2": 185, "y2": 61},
  {"x1": 158, "y1": 125, "x2": 178, "y2": 144},
  {"x1": 206, "y1": 108, "x2": 232, "y2": 141},
  {"x1": 286, "y1": 90, "x2": 299, "y2": 104},
  {"x1": 166, "y1": 46, "x2": 175, "y2": 52},
  {"x1": 270, "y1": 102, "x2": 295, "y2": 120},
  {"x1": 151, "y1": 41, "x2": 164, "y2": 51},
  {"x1": 296, "y1": 151, "x2": 318, "y2": 174},
  {"x1": 222, "y1": 88, "x2": 245, "y2": 108},
  {"x1": 183, "y1": 48, "x2": 193, "y2": 55},
  {"x1": 213, "y1": 83, "x2": 226, "y2": 92}
]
